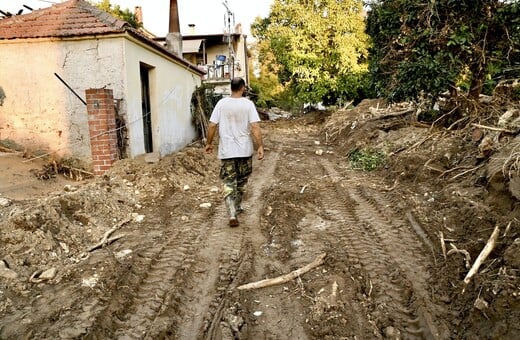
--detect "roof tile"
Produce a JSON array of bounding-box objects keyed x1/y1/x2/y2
[{"x1": 0, "y1": 0, "x2": 128, "y2": 40}]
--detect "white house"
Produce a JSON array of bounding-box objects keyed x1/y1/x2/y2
[{"x1": 0, "y1": 0, "x2": 204, "y2": 171}]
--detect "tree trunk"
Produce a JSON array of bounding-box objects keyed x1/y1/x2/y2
[{"x1": 468, "y1": 63, "x2": 486, "y2": 99}]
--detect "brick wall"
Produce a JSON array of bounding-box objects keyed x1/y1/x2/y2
[{"x1": 86, "y1": 88, "x2": 119, "y2": 176}]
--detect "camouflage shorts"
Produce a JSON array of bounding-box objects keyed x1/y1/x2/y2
[{"x1": 219, "y1": 157, "x2": 253, "y2": 198}]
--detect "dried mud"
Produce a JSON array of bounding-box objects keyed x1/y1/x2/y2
[{"x1": 1, "y1": 100, "x2": 519, "y2": 339}]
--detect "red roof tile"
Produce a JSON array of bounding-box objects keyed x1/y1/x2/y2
[
  {"x1": 0, "y1": 0, "x2": 205, "y2": 75},
  {"x1": 0, "y1": 0, "x2": 128, "y2": 39}
]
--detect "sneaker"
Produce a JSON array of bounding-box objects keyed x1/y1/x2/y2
[{"x1": 229, "y1": 218, "x2": 239, "y2": 227}]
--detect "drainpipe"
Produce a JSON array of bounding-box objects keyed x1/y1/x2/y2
[{"x1": 166, "y1": 0, "x2": 183, "y2": 57}]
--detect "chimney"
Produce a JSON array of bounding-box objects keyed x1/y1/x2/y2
[
  {"x1": 166, "y1": 0, "x2": 183, "y2": 56},
  {"x1": 188, "y1": 24, "x2": 196, "y2": 35},
  {"x1": 134, "y1": 6, "x2": 143, "y2": 26}
]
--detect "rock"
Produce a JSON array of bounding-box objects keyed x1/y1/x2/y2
[
  {"x1": 474, "y1": 297, "x2": 489, "y2": 311},
  {"x1": 0, "y1": 260, "x2": 18, "y2": 279},
  {"x1": 253, "y1": 311, "x2": 263, "y2": 317},
  {"x1": 384, "y1": 326, "x2": 400, "y2": 338},
  {"x1": 199, "y1": 203, "x2": 212, "y2": 209},
  {"x1": 132, "y1": 214, "x2": 145, "y2": 223},
  {"x1": 115, "y1": 249, "x2": 133, "y2": 260},
  {"x1": 504, "y1": 238, "x2": 520, "y2": 269},
  {"x1": 183, "y1": 185, "x2": 190, "y2": 191},
  {"x1": 63, "y1": 185, "x2": 78, "y2": 192},
  {"x1": 0, "y1": 197, "x2": 11, "y2": 207},
  {"x1": 210, "y1": 186, "x2": 220, "y2": 193},
  {"x1": 39, "y1": 267, "x2": 57, "y2": 280},
  {"x1": 315, "y1": 149, "x2": 324, "y2": 156},
  {"x1": 181, "y1": 215, "x2": 189, "y2": 221}
]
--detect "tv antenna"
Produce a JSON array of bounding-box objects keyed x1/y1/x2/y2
[{"x1": 222, "y1": 0, "x2": 236, "y2": 79}]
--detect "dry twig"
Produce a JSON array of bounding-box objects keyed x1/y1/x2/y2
[
  {"x1": 237, "y1": 253, "x2": 326, "y2": 290},
  {"x1": 87, "y1": 217, "x2": 132, "y2": 253},
  {"x1": 463, "y1": 226, "x2": 500, "y2": 288},
  {"x1": 439, "y1": 231, "x2": 447, "y2": 260},
  {"x1": 447, "y1": 243, "x2": 471, "y2": 269},
  {"x1": 471, "y1": 123, "x2": 515, "y2": 134}
]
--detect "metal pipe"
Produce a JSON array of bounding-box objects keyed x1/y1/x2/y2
[{"x1": 54, "y1": 73, "x2": 87, "y2": 106}]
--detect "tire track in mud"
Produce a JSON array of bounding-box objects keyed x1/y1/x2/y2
[
  {"x1": 90, "y1": 208, "x2": 215, "y2": 339},
  {"x1": 173, "y1": 204, "x2": 247, "y2": 340},
  {"x1": 236, "y1": 149, "x2": 314, "y2": 340},
  {"x1": 320, "y1": 159, "x2": 449, "y2": 339},
  {"x1": 263, "y1": 141, "x2": 381, "y2": 338}
]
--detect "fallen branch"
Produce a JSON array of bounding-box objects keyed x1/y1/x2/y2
[
  {"x1": 450, "y1": 164, "x2": 485, "y2": 181},
  {"x1": 61, "y1": 164, "x2": 94, "y2": 177},
  {"x1": 463, "y1": 226, "x2": 500, "y2": 287},
  {"x1": 237, "y1": 253, "x2": 326, "y2": 290},
  {"x1": 471, "y1": 123, "x2": 515, "y2": 134},
  {"x1": 88, "y1": 234, "x2": 125, "y2": 252},
  {"x1": 87, "y1": 217, "x2": 132, "y2": 252},
  {"x1": 439, "y1": 231, "x2": 447, "y2": 260},
  {"x1": 424, "y1": 159, "x2": 444, "y2": 173},
  {"x1": 370, "y1": 108, "x2": 415, "y2": 120}
]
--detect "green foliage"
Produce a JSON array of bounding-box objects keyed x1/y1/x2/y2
[
  {"x1": 191, "y1": 84, "x2": 222, "y2": 138},
  {"x1": 348, "y1": 148, "x2": 386, "y2": 171},
  {"x1": 252, "y1": 0, "x2": 370, "y2": 107},
  {"x1": 92, "y1": 0, "x2": 142, "y2": 29},
  {"x1": 366, "y1": 0, "x2": 520, "y2": 104}
]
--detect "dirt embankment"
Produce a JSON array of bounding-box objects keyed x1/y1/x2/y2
[{"x1": 0, "y1": 98, "x2": 519, "y2": 339}]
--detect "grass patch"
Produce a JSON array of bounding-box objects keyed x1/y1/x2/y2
[{"x1": 348, "y1": 148, "x2": 386, "y2": 171}]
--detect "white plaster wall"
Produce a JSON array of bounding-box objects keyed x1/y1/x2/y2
[
  {"x1": 123, "y1": 39, "x2": 202, "y2": 158},
  {"x1": 0, "y1": 35, "x2": 202, "y2": 164},
  {"x1": 0, "y1": 37, "x2": 125, "y2": 165}
]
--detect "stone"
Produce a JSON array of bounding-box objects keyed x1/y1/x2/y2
[
  {"x1": 0, "y1": 197, "x2": 11, "y2": 207},
  {"x1": 0, "y1": 260, "x2": 18, "y2": 279},
  {"x1": 39, "y1": 267, "x2": 57, "y2": 280}
]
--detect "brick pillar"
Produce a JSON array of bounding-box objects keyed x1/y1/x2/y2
[{"x1": 86, "y1": 88, "x2": 119, "y2": 176}]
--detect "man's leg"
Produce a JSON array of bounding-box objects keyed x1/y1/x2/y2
[
  {"x1": 220, "y1": 159, "x2": 239, "y2": 226},
  {"x1": 236, "y1": 157, "x2": 253, "y2": 214}
]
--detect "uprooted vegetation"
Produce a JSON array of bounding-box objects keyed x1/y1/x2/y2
[
  {"x1": 322, "y1": 95, "x2": 519, "y2": 337},
  {"x1": 0, "y1": 93, "x2": 519, "y2": 338}
]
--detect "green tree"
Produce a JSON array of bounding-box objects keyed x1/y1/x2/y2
[
  {"x1": 366, "y1": 0, "x2": 520, "y2": 103},
  {"x1": 252, "y1": 0, "x2": 370, "y2": 106},
  {"x1": 92, "y1": 0, "x2": 141, "y2": 29}
]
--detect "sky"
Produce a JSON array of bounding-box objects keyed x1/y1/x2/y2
[{"x1": 2, "y1": 0, "x2": 274, "y2": 37}]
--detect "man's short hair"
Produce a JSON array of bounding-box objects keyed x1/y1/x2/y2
[{"x1": 231, "y1": 77, "x2": 246, "y2": 92}]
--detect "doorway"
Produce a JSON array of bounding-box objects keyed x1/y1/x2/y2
[{"x1": 140, "y1": 63, "x2": 153, "y2": 153}]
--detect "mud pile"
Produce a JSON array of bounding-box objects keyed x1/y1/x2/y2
[
  {"x1": 322, "y1": 98, "x2": 520, "y2": 338},
  {"x1": 0, "y1": 146, "x2": 219, "y2": 299}
]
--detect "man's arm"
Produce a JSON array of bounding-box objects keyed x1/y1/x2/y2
[
  {"x1": 251, "y1": 122, "x2": 264, "y2": 160},
  {"x1": 205, "y1": 122, "x2": 217, "y2": 154}
]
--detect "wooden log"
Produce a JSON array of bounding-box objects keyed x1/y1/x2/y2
[
  {"x1": 237, "y1": 253, "x2": 326, "y2": 290},
  {"x1": 463, "y1": 226, "x2": 500, "y2": 286}
]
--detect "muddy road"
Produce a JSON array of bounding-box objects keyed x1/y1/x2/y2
[{"x1": 1, "y1": 103, "x2": 519, "y2": 339}]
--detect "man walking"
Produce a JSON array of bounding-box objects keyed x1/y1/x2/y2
[{"x1": 205, "y1": 77, "x2": 264, "y2": 227}]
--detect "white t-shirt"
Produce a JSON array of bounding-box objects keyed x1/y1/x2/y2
[{"x1": 209, "y1": 97, "x2": 260, "y2": 159}]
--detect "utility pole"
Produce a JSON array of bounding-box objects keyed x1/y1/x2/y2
[{"x1": 222, "y1": 0, "x2": 235, "y2": 79}]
